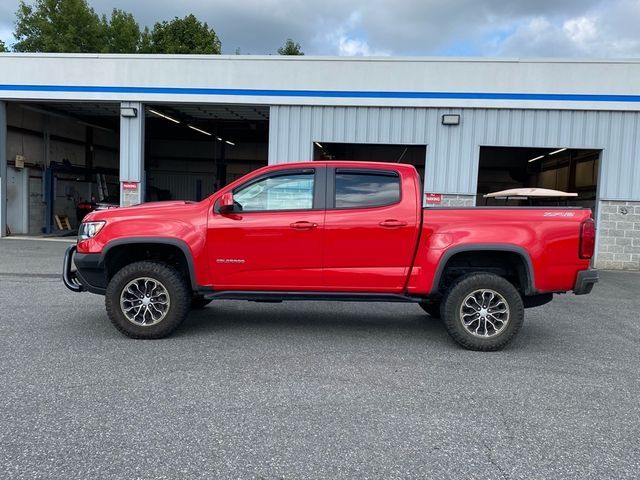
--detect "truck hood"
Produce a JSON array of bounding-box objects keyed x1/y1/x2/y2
[
  {"x1": 116, "y1": 200, "x2": 195, "y2": 210},
  {"x1": 83, "y1": 200, "x2": 200, "y2": 222}
]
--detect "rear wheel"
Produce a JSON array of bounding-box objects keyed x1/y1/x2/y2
[
  {"x1": 105, "y1": 261, "x2": 190, "y2": 339},
  {"x1": 441, "y1": 273, "x2": 524, "y2": 351}
]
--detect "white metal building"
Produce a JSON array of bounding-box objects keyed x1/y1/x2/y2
[{"x1": 1, "y1": 54, "x2": 639, "y2": 269}]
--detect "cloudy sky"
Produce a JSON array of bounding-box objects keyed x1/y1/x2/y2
[{"x1": 1, "y1": 0, "x2": 640, "y2": 57}]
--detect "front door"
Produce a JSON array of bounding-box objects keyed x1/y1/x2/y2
[
  {"x1": 322, "y1": 167, "x2": 420, "y2": 292},
  {"x1": 207, "y1": 167, "x2": 325, "y2": 291}
]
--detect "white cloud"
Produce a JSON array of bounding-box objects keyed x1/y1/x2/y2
[
  {"x1": 318, "y1": 11, "x2": 390, "y2": 56},
  {"x1": 563, "y1": 16, "x2": 597, "y2": 45},
  {"x1": 337, "y1": 36, "x2": 389, "y2": 56},
  {"x1": 494, "y1": 2, "x2": 640, "y2": 58},
  {"x1": 494, "y1": 17, "x2": 573, "y2": 57}
]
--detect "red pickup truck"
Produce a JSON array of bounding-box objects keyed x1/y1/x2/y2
[{"x1": 63, "y1": 161, "x2": 598, "y2": 350}]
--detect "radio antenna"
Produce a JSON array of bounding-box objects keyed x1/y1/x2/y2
[{"x1": 396, "y1": 147, "x2": 408, "y2": 163}]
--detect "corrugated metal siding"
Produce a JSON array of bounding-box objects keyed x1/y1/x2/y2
[
  {"x1": 119, "y1": 101, "x2": 144, "y2": 183},
  {"x1": 269, "y1": 106, "x2": 640, "y2": 200}
]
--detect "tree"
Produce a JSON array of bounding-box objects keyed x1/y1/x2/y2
[
  {"x1": 13, "y1": 0, "x2": 105, "y2": 52},
  {"x1": 102, "y1": 9, "x2": 140, "y2": 54},
  {"x1": 278, "y1": 38, "x2": 304, "y2": 55},
  {"x1": 0, "y1": 40, "x2": 7, "y2": 52},
  {"x1": 139, "y1": 27, "x2": 152, "y2": 53},
  {"x1": 13, "y1": 2, "x2": 221, "y2": 54},
  {"x1": 140, "y1": 14, "x2": 221, "y2": 54}
]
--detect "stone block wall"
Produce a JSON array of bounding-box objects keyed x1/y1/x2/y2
[
  {"x1": 425, "y1": 194, "x2": 476, "y2": 207},
  {"x1": 596, "y1": 200, "x2": 640, "y2": 270}
]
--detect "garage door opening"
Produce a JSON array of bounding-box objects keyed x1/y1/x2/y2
[
  {"x1": 312, "y1": 142, "x2": 427, "y2": 185},
  {"x1": 5, "y1": 101, "x2": 120, "y2": 235},
  {"x1": 477, "y1": 147, "x2": 600, "y2": 209},
  {"x1": 145, "y1": 104, "x2": 269, "y2": 202}
]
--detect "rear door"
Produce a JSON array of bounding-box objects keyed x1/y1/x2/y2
[
  {"x1": 322, "y1": 167, "x2": 420, "y2": 292},
  {"x1": 207, "y1": 167, "x2": 326, "y2": 290}
]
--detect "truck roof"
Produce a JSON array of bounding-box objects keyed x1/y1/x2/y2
[{"x1": 265, "y1": 160, "x2": 418, "y2": 171}]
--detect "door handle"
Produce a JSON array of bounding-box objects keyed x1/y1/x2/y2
[
  {"x1": 290, "y1": 221, "x2": 318, "y2": 230},
  {"x1": 379, "y1": 219, "x2": 407, "y2": 228}
]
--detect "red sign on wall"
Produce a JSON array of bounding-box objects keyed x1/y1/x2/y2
[
  {"x1": 425, "y1": 193, "x2": 443, "y2": 204},
  {"x1": 121, "y1": 181, "x2": 140, "y2": 207}
]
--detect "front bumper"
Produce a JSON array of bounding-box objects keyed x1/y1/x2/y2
[
  {"x1": 62, "y1": 245, "x2": 106, "y2": 294},
  {"x1": 573, "y1": 268, "x2": 598, "y2": 295},
  {"x1": 63, "y1": 245, "x2": 83, "y2": 292}
]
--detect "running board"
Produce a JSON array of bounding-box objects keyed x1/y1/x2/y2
[{"x1": 203, "y1": 291, "x2": 422, "y2": 303}]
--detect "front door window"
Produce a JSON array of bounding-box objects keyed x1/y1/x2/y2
[{"x1": 234, "y1": 173, "x2": 315, "y2": 212}]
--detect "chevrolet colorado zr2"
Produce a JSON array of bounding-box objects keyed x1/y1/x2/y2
[{"x1": 63, "y1": 161, "x2": 598, "y2": 351}]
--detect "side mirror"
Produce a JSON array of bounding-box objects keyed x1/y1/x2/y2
[{"x1": 219, "y1": 192, "x2": 234, "y2": 213}]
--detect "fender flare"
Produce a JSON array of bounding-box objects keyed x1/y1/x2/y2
[
  {"x1": 99, "y1": 237, "x2": 199, "y2": 290},
  {"x1": 430, "y1": 244, "x2": 536, "y2": 295}
]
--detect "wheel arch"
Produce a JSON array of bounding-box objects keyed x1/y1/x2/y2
[
  {"x1": 430, "y1": 244, "x2": 536, "y2": 296},
  {"x1": 100, "y1": 237, "x2": 198, "y2": 291}
]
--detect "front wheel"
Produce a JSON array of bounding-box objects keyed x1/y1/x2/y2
[
  {"x1": 441, "y1": 273, "x2": 524, "y2": 351},
  {"x1": 105, "y1": 261, "x2": 190, "y2": 339}
]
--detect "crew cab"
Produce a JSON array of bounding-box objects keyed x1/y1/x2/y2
[{"x1": 63, "y1": 161, "x2": 598, "y2": 350}]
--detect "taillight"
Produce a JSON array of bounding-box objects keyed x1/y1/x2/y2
[{"x1": 579, "y1": 219, "x2": 595, "y2": 259}]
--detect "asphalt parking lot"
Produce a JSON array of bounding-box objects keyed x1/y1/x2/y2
[{"x1": 0, "y1": 238, "x2": 639, "y2": 479}]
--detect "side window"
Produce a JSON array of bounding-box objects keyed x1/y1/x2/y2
[
  {"x1": 234, "y1": 172, "x2": 315, "y2": 211},
  {"x1": 334, "y1": 171, "x2": 401, "y2": 209}
]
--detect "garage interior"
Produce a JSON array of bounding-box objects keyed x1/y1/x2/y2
[
  {"x1": 477, "y1": 146, "x2": 600, "y2": 209},
  {"x1": 3, "y1": 102, "x2": 269, "y2": 235},
  {"x1": 313, "y1": 142, "x2": 427, "y2": 187},
  {"x1": 145, "y1": 103, "x2": 268, "y2": 201},
  {"x1": 5, "y1": 102, "x2": 120, "y2": 235}
]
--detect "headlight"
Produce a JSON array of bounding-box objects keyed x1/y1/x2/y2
[{"x1": 78, "y1": 221, "x2": 106, "y2": 241}]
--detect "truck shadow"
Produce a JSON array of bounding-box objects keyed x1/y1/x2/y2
[
  {"x1": 175, "y1": 302, "x2": 553, "y2": 351},
  {"x1": 74, "y1": 302, "x2": 552, "y2": 350},
  {"x1": 176, "y1": 301, "x2": 451, "y2": 343}
]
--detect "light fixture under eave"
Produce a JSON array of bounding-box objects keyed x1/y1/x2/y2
[
  {"x1": 225, "y1": 140, "x2": 235, "y2": 146},
  {"x1": 188, "y1": 125, "x2": 212, "y2": 136},
  {"x1": 442, "y1": 114, "x2": 460, "y2": 125},
  {"x1": 528, "y1": 155, "x2": 545, "y2": 163},
  {"x1": 149, "y1": 109, "x2": 180, "y2": 124},
  {"x1": 120, "y1": 107, "x2": 137, "y2": 118},
  {"x1": 549, "y1": 148, "x2": 567, "y2": 156},
  {"x1": 314, "y1": 142, "x2": 323, "y2": 149},
  {"x1": 215, "y1": 136, "x2": 223, "y2": 141}
]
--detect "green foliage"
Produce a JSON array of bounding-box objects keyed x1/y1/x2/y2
[
  {"x1": 278, "y1": 38, "x2": 304, "y2": 55},
  {"x1": 0, "y1": 40, "x2": 7, "y2": 52},
  {"x1": 102, "y1": 9, "x2": 140, "y2": 54},
  {"x1": 14, "y1": 0, "x2": 105, "y2": 52},
  {"x1": 12, "y1": 1, "x2": 221, "y2": 54},
  {"x1": 139, "y1": 27, "x2": 152, "y2": 53},
  {"x1": 140, "y1": 14, "x2": 221, "y2": 54}
]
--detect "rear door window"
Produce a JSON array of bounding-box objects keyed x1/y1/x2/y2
[{"x1": 334, "y1": 170, "x2": 400, "y2": 209}]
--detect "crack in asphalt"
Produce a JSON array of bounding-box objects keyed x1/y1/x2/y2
[{"x1": 483, "y1": 440, "x2": 510, "y2": 480}]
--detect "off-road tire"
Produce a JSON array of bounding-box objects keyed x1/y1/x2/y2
[
  {"x1": 105, "y1": 261, "x2": 190, "y2": 339},
  {"x1": 419, "y1": 301, "x2": 441, "y2": 319},
  {"x1": 441, "y1": 273, "x2": 524, "y2": 351}
]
